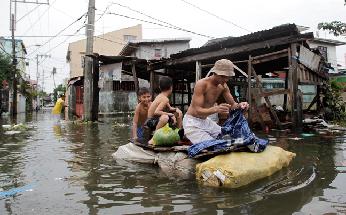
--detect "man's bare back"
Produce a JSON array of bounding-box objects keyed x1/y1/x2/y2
[{"x1": 147, "y1": 94, "x2": 172, "y2": 118}]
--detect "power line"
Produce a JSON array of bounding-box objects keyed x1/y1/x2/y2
[
  {"x1": 37, "y1": 15, "x2": 88, "y2": 65},
  {"x1": 38, "y1": 25, "x2": 86, "y2": 66},
  {"x1": 27, "y1": 12, "x2": 87, "y2": 57},
  {"x1": 95, "y1": 2, "x2": 113, "y2": 23},
  {"x1": 21, "y1": 0, "x2": 58, "y2": 36},
  {"x1": 110, "y1": 2, "x2": 200, "y2": 36},
  {"x1": 106, "y1": 12, "x2": 214, "y2": 39},
  {"x1": 107, "y1": 2, "x2": 214, "y2": 39},
  {"x1": 17, "y1": 4, "x2": 41, "y2": 22},
  {"x1": 3, "y1": 34, "x2": 85, "y2": 38},
  {"x1": 179, "y1": 0, "x2": 252, "y2": 33}
]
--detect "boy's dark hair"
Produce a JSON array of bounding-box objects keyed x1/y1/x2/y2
[
  {"x1": 159, "y1": 76, "x2": 173, "y2": 92},
  {"x1": 137, "y1": 87, "x2": 150, "y2": 96}
]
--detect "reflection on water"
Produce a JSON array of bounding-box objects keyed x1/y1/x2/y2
[{"x1": 0, "y1": 112, "x2": 345, "y2": 214}]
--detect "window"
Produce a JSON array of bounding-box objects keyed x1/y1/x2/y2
[
  {"x1": 113, "y1": 81, "x2": 135, "y2": 91},
  {"x1": 317, "y1": 46, "x2": 328, "y2": 61},
  {"x1": 154, "y1": 49, "x2": 162, "y2": 58},
  {"x1": 123, "y1": 35, "x2": 137, "y2": 42}
]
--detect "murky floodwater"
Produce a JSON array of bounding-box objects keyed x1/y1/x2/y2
[{"x1": 0, "y1": 112, "x2": 346, "y2": 215}]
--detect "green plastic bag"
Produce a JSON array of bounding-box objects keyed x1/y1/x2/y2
[{"x1": 153, "y1": 124, "x2": 180, "y2": 146}]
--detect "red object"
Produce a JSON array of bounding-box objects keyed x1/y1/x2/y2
[
  {"x1": 75, "y1": 86, "x2": 84, "y2": 118},
  {"x1": 265, "y1": 126, "x2": 270, "y2": 133}
]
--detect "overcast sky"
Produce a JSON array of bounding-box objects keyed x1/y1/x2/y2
[{"x1": 1, "y1": 0, "x2": 346, "y2": 93}]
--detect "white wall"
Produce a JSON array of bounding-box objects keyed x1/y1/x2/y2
[
  {"x1": 308, "y1": 42, "x2": 338, "y2": 72},
  {"x1": 135, "y1": 42, "x2": 190, "y2": 60},
  {"x1": 17, "y1": 93, "x2": 26, "y2": 113}
]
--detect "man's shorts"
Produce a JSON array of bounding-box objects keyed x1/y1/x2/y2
[
  {"x1": 183, "y1": 114, "x2": 221, "y2": 144},
  {"x1": 145, "y1": 116, "x2": 160, "y2": 130}
]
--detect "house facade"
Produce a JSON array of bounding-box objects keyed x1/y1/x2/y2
[
  {"x1": 119, "y1": 38, "x2": 191, "y2": 59},
  {"x1": 65, "y1": 25, "x2": 142, "y2": 118},
  {"x1": 0, "y1": 37, "x2": 27, "y2": 114},
  {"x1": 66, "y1": 24, "x2": 142, "y2": 79},
  {"x1": 97, "y1": 38, "x2": 191, "y2": 114}
]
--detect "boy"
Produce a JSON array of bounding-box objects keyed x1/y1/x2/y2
[
  {"x1": 132, "y1": 87, "x2": 152, "y2": 140},
  {"x1": 146, "y1": 76, "x2": 182, "y2": 133}
]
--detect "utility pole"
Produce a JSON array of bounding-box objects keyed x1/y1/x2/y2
[
  {"x1": 9, "y1": 0, "x2": 49, "y2": 115},
  {"x1": 11, "y1": 12, "x2": 17, "y2": 117},
  {"x1": 83, "y1": 0, "x2": 95, "y2": 121},
  {"x1": 36, "y1": 54, "x2": 50, "y2": 110},
  {"x1": 52, "y1": 67, "x2": 56, "y2": 88}
]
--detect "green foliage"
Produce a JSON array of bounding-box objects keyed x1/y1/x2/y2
[
  {"x1": 324, "y1": 80, "x2": 346, "y2": 121},
  {"x1": 318, "y1": 21, "x2": 346, "y2": 36},
  {"x1": 0, "y1": 53, "x2": 13, "y2": 85},
  {"x1": 53, "y1": 84, "x2": 66, "y2": 102}
]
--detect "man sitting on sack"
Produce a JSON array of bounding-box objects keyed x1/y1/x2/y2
[{"x1": 183, "y1": 59, "x2": 249, "y2": 144}]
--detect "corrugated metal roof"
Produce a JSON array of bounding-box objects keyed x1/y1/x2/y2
[{"x1": 170, "y1": 24, "x2": 302, "y2": 59}]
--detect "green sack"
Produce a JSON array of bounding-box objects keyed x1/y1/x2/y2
[{"x1": 153, "y1": 124, "x2": 180, "y2": 146}]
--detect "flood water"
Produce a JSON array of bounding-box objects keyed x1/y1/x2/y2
[{"x1": 0, "y1": 112, "x2": 346, "y2": 215}]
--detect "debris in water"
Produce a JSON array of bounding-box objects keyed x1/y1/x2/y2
[
  {"x1": 289, "y1": 137, "x2": 302, "y2": 141},
  {"x1": 4, "y1": 131, "x2": 22, "y2": 135},
  {"x1": 0, "y1": 184, "x2": 34, "y2": 198}
]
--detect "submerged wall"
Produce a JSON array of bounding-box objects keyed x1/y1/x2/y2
[{"x1": 99, "y1": 91, "x2": 137, "y2": 113}]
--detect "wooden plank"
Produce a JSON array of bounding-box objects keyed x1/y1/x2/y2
[
  {"x1": 260, "y1": 89, "x2": 290, "y2": 97},
  {"x1": 252, "y1": 49, "x2": 288, "y2": 60},
  {"x1": 264, "y1": 96, "x2": 282, "y2": 128},
  {"x1": 302, "y1": 92, "x2": 315, "y2": 95},
  {"x1": 283, "y1": 48, "x2": 291, "y2": 110},
  {"x1": 299, "y1": 45, "x2": 321, "y2": 72},
  {"x1": 200, "y1": 60, "x2": 249, "y2": 68},
  {"x1": 297, "y1": 89, "x2": 303, "y2": 129},
  {"x1": 187, "y1": 82, "x2": 192, "y2": 106},
  {"x1": 252, "y1": 52, "x2": 288, "y2": 64},
  {"x1": 306, "y1": 94, "x2": 318, "y2": 111},
  {"x1": 167, "y1": 35, "x2": 312, "y2": 66},
  {"x1": 131, "y1": 62, "x2": 139, "y2": 94},
  {"x1": 181, "y1": 70, "x2": 185, "y2": 111},
  {"x1": 316, "y1": 85, "x2": 321, "y2": 112},
  {"x1": 150, "y1": 69, "x2": 155, "y2": 98},
  {"x1": 195, "y1": 61, "x2": 202, "y2": 81},
  {"x1": 289, "y1": 43, "x2": 299, "y2": 128},
  {"x1": 247, "y1": 56, "x2": 252, "y2": 126},
  {"x1": 252, "y1": 97, "x2": 266, "y2": 130},
  {"x1": 299, "y1": 80, "x2": 322, "y2": 85},
  {"x1": 251, "y1": 66, "x2": 282, "y2": 128}
]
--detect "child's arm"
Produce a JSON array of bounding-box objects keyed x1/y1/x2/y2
[
  {"x1": 132, "y1": 105, "x2": 140, "y2": 139},
  {"x1": 154, "y1": 99, "x2": 174, "y2": 116},
  {"x1": 166, "y1": 102, "x2": 177, "y2": 113}
]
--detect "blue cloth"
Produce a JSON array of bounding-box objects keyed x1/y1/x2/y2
[
  {"x1": 188, "y1": 109, "x2": 269, "y2": 158},
  {"x1": 137, "y1": 126, "x2": 144, "y2": 139},
  {"x1": 0, "y1": 184, "x2": 34, "y2": 198}
]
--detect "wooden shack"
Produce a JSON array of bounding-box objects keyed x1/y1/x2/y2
[{"x1": 120, "y1": 24, "x2": 330, "y2": 130}]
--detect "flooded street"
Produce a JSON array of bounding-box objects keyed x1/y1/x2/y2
[{"x1": 0, "y1": 112, "x2": 346, "y2": 215}]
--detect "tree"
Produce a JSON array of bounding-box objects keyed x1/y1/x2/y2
[
  {"x1": 318, "y1": 21, "x2": 346, "y2": 36},
  {"x1": 0, "y1": 53, "x2": 13, "y2": 85},
  {"x1": 317, "y1": 0, "x2": 346, "y2": 36},
  {"x1": 53, "y1": 84, "x2": 66, "y2": 102}
]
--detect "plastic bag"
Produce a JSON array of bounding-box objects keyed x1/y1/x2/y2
[
  {"x1": 153, "y1": 124, "x2": 180, "y2": 146},
  {"x1": 195, "y1": 146, "x2": 296, "y2": 188}
]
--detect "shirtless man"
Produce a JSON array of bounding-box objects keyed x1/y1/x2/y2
[{"x1": 183, "y1": 59, "x2": 249, "y2": 144}]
